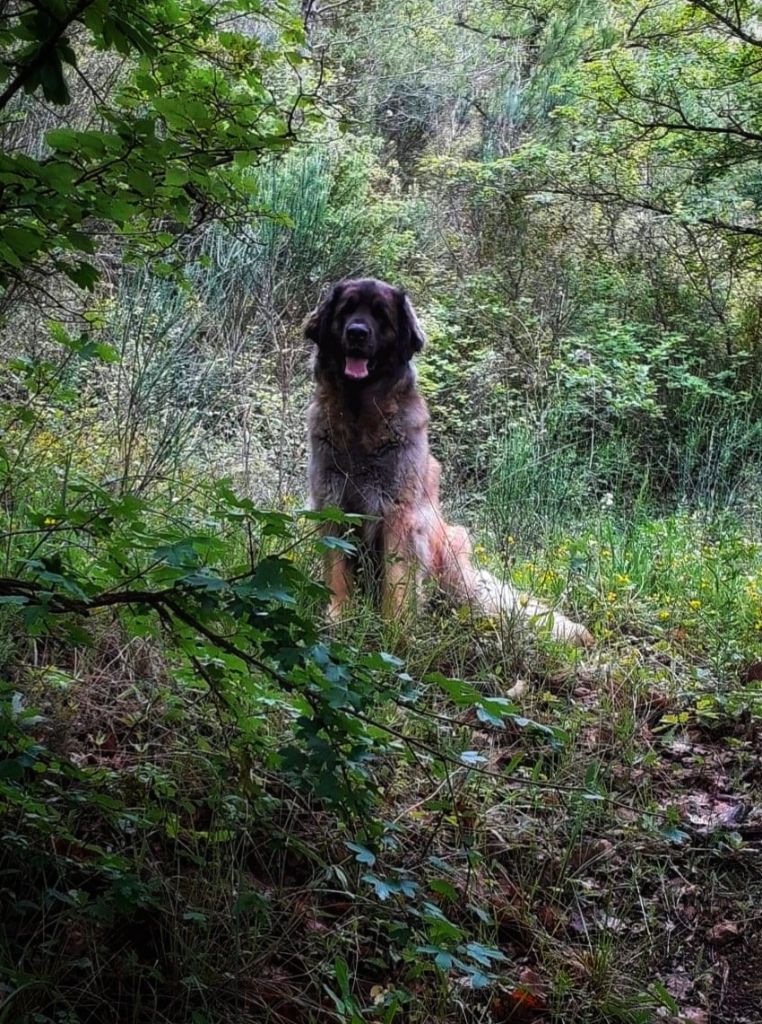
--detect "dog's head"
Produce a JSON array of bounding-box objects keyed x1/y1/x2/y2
[{"x1": 304, "y1": 277, "x2": 426, "y2": 383}]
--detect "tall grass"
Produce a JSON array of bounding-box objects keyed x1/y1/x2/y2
[
  {"x1": 94, "y1": 273, "x2": 237, "y2": 492},
  {"x1": 91, "y1": 138, "x2": 424, "y2": 502},
  {"x1": 485, "y1": 394, "x2": 762, "y2": 549},
  {"x1": 196, "y1": 139, "x2": 420, "y2": 353}
]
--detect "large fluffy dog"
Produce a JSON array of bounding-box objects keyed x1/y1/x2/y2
[{"x1": 305, "y1": 277, "x2": 591, "y2": 645}]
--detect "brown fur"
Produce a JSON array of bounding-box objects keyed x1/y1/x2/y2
[{"x1": 305, "y1": 278, "x2": 592, "y2": 645}]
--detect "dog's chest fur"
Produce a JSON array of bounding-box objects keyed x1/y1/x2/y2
[{"x1": 308, "y1": 378, "x2": 429, "y2": 518}]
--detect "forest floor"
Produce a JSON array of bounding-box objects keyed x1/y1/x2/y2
[{"x1": 3, "y1": 511, "x2": 762, "y2": 1024}]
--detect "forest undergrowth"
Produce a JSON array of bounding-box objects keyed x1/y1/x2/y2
[{"x1": 2, "y1": 1, "x2": 762, "y2": 1023}]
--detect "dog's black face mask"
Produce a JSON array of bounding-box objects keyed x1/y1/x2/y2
[{"x1": 304, "y1": 278, "x2": 426, "y2": 384}]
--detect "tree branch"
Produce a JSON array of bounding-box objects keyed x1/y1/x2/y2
[
  {"x1": 688, "y1": 0, "x2": 762, "y2": 48},
  {"x1": 0, "y1": 0, "x2": 96, "y2": 112},
  {"x1": 454, "y1": 16, "x2": 522, "y2": 44}
]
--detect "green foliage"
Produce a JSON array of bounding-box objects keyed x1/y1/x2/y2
[
  {"x1": 200, "y1": 135, "x2": 423, "y2": 325},
  {"x1": 2, "y1": 1, "x2": 762, "y2": 1021},
  {"x1": 503, "y1": 510, "x2": 762, "y2": 673},
  {"x1": 0, "y1": 398, "x2": 401, "y2": 809},
  {"x1": 0, "y1": 340, "x2": 539, "y2": 1019},
  {"x1": 550, "y1": 0, "x2": 762, "y2": 238},
  {"x1": 0, "y1": 0, "x2": 316, "y2": 291}
]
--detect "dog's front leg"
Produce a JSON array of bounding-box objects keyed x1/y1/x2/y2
[
  {"x1": 380, "y1": 516, "x2": 418, "y2": 619},
  {"x1": 325, "y1": 546, "x2": 353, "y2": 621}
]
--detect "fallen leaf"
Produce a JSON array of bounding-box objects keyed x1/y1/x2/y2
[
  {"x1": 370, "y1": 984, "x2": 392, "y2": 1004},
  {"x1": 570, "y1": 838, "x2": 615, "y2": 870},
  {"x1": 505, "y1": 678, "x2": 529, "y2": 700},
  {"x1": 706, "y1": 920, "x2": 740, "y2": 946},
  {"x1": 304, "y1": 917, "x2": 328, "y2": 933},
  {"x1": 62, "y1": 925, "x2": 88, "y2": 956},
  {"x1": 517, "y1": 967, "x2": 545, "y2": 991},
  {"x1": 492, "y1": 985, "x2": 548, "y2": 1022},
  {"x1": 676, "y1": 792, "x2": 745, "y2": 833},
  {"x1": 679, "y1": 1009, "x2": 709, "y2": 1024},
  {"x1": 569, "y1": 909, "x2": 588, "y2": 934},
  {"x1": 536, "y1": 904, "x2": 565, "y2": 932},
  {"x1": 663, "y1": 738, "x2": 696, "y2": 758},
  {"x1": 665, "y1": 971, "x2": 693, "y2": 999}
]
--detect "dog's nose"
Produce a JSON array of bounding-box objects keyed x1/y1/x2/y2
[{"x1": 346, "y1": 322, "x2": 369, "y2": 344}]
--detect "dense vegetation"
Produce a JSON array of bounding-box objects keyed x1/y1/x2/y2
[{"x1": 1, "y1": 2, "x2": 761, "y2": 1022}]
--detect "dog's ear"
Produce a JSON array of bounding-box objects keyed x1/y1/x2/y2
[
  {"x1": 304, "y1": 282, "x2": 342, "y2": 344},
  {"x1": 397, "y1": 290, "x2": 426, "y2": 359}
]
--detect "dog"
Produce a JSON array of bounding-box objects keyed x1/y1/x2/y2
[{"x1": 304, "y1": 277, "x2": 592, "y2": 645}]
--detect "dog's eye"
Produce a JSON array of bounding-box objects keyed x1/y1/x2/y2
[{"x1": 372, "y1": 305, "x2": 388, "y2": 324}]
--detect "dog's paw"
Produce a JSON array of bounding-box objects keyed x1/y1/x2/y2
[
  {"x1": 551, "y1": 614, "x2": 594, "y2": 647},
  {"x1": 326, "y1": 599, "x2": 345, "y2": 623}
]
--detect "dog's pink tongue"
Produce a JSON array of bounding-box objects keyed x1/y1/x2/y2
[{"x1": 344, "y1": 356, "x2": 369, "y2": 379}]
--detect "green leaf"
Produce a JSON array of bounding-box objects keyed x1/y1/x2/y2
[
  {"x1": 90, "y1": 342, "x2": 119, "y2": 363},
  {"x1": 359, "y1": 650, "x2": 403, "y2": 671},
  {"x1": 62, "y1": 261, "x2": 99, "y2": 290},
  {"x1": 660, "y1": 825, "x2": 691, "y2": 845},
  {"x1": 182, "y1": 910, "x2": 208, "y2": 923},
  {"x1": 301, "y1": 507, "x2": 367, "y2": 526},
  {"x1": 416, "y1": 944, "x2": 455, "y2": 971},
  {"x1": 93, "y1": 194, "x2": 136, "y2": 225},
  {"x1": 463, "y1": 942, "x2": 506, "y2": 966},
  {"x1": 182, "y1": 572, "x2": 228, "y2": 593},
  {"x1": 165, "y1": 166, "x2": 189, "y2": 186},
  {"x1": 154, "y1": 540, "x2": 200, "y2": 568},
  {"x1": 127, "y1": 166, "x2": 156, "y2": 195},
  {"x1": 650, "y1": 981, "x2": 679, "y2": 1014},
  {"x1": 63, "y1": 228, "x2": 96, "y2": 254},
  {"x1": 466, "y1": 970, "x2": 491, "y2": 989},
  {"x1": 333, "y1": 956, "x2": 351, "y2": 1000},
  {"x1": 45, "y1": 128, "x2": 81, "y2": 153},
  {"x1": 0, "y1": 758, "x2": 24, "y2": 780},
  {"x1": 318, "y1": 535, "x2": 357, "y2": 554},
  {"x1": 429, "y1": 878, "x2": 458, "y2": 900},
  {"x1": 1, "y1": 226, "x2": 44, "y2": 258},
  {"x1": 362, "y1": 874, "x2": 418, "y2": 901},
  {"x1": 426, "y1": 672, "x2": 479, "y2": 705},
  {"x1": 346, "y1": 841, "x2": 375, "y2": 866},
  {"x1": 239, "y1": 557, "x2": 301, "y2": 605},
  {"x1": 39, "y1": 53, "x2": 70, "y2": 105}
]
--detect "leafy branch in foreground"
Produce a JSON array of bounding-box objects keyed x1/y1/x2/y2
[
  {"x1": 0, "y1": 474, "x2": 552, "y2": 994},
  {"x1": 0, "y1": 0, "x2": 322, "y2": 295},
  {"x1": 0, "y1": 480, "x2": 400, "y2": 811}
]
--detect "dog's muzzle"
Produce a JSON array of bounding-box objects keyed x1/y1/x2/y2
[{"x1": 343, "y1": 322, "x2": 372, "y2": 379}]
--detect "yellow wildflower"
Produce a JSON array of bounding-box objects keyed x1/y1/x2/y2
[
  {"x1": 658, "y1": 609, "x2": 670, "y2": 621},
  {"x1": 689, "y1": 599, "x2": 702, "y2": 610},
  {"x1": 606, "y1": 591, "x2": 617, "y2": 603}
]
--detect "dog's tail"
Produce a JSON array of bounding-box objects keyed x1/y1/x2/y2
[{"x1": 430, "y1": 520, "x2": 593, "y2": 646}]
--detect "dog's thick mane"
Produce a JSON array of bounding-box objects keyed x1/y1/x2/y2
[{"x1": 308, "y1": 369, "x2": 425, "y2": 455}]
